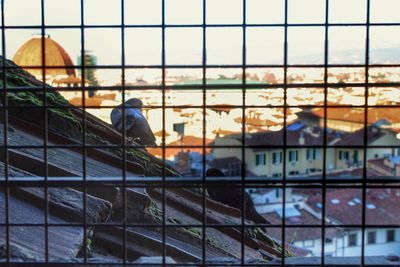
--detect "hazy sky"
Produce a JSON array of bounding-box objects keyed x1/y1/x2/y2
[{"x1": 2, "y1": 0, "x2": 400, "y2": 84}]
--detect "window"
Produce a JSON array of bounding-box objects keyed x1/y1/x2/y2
[
  {"x1": 272, "y1": 151, "x2": 283, "y2": 165},
  {"x1": 387, "y1": 230, "x2": 396, "y2": 242},
  {"x1": 339, "y1": 150, "x2": 349, "y2": 161},
  {"x1": 307, "y1": 148, "x2": 320, "y2": 160},
  {"x1": 255, "y1": 153, "x2": 266, "y2": 166},
  {"x1": 3, "y1": 0, "x2": 400, "y2": 265},
  {"x1": 288, "y1": 150, "x2": 299, "y2": 163},
  {"x1": 353, "y1": 150, "x2": 359, "y2": 164},
  {"x1": 307, "y1": 149, "x2": 313, "y2": 160},
  {"x1": 367, "y1": 231, "x2": 377, "y2": 245},
  {"x1": 316, "y1": 149, "x2": 321, "y2": 160},
  {"x1": 348, "y1": 233, "x2": 358, "y2": 247}
]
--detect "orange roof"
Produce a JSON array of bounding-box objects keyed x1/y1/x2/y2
[
  {"x1": 234, "y1": 117, "x2": 281, "y2": 127},
  {"x1": 383, "y1": 126, "x2": 400, "y2": 133},
  {"x1": 69, "y1": 97, "x2": 102, "y2": 107},
  {"x1": 68, "y1": 93, "x2": 117, "y2": 107},
  {"x1": 147, "y1": 136, "x2": 212, "y2": 158},
  {"x1": 167, "y1": 136, "x2": 212, "y2": 147},
  {"x1": 212, "y1": 129, "x2": 240, "y2": 136},
  {"x1": 13, "y1": 36, "x2": 75, "y2": 77},
  {"x1": 208, "y1": 104, "x2": 234, "y2": 113},
  {"x1": 54, "y1": 75, "x2": 82, "y2": 84},
  {"x1": 154, "y1": 130, "x2": 171, "y2": 137},
  {"x1": 312, "y1": 107, "x2": 400, "y2": 124}
]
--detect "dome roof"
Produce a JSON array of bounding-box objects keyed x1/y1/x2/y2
[{"x1": 13, "y1": 36, "x2": 76, "y2": 77}]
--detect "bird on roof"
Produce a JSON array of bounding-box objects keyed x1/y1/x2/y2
[
  {"x1": 205, "y1": 168, "x2": 271, "y2": 226},
  {"x1": 110, "y1": 98, "x2": 156, "y2": 146}
]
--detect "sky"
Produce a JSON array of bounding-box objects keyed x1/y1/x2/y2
[{"x1": 2, "y1": 0, "x2": 400, "y2": 84}]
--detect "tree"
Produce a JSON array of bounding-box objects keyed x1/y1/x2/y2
[{"x1": 78, "y1": 50, "x2": 98, "y2": 97}]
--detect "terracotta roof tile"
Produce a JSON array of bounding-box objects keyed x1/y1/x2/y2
[
  {"x1": 262, "y1": 209, "x2": 341, "y2": 242},
  {"x1": 307, "y1": 188, "x2": 400, "y2": 225},
  {"x1": 245, "y1": 125, "x2": 331, "y2": 146},
  {"x1": 312, "y1": 107, "x2": 400, "y2": 125}
]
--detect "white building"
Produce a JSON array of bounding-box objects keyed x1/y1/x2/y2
[{"x1": 250, "y1": 188, "x2": 400, "y2": 258}]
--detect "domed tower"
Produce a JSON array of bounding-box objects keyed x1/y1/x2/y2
[{"x1": 13, "y1": 35, "x2": 76, "y2": 81}]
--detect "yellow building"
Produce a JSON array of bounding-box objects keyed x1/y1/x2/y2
[{"x1": 211, "y1": 125, "x2": 400, "y2": 178}]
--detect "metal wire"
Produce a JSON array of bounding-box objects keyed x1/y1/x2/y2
[
  {"x1": 1, "y1": 0, "x2": 400, "y2": 266},
  {"x1": 79, "y1": 0, "x2": 88, "y2": 263},
  {"x1": 1, "y1": 0, "x2": 10, "y2": 264},
  {"x1": 361, "y1": 0, "x2": 372, "y2": 264},
  {"x1": 201, "y1": 0, "x2": 207, "y2": 264},
  {"x1": 321, "y1": 0, "x2": 329, "y2": 264}
]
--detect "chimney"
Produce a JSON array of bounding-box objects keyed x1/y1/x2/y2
[
  {"x1": 299, "y1": 132, "x2": 305, "y2": 145},
  {"x1": 371, "y1": 126, "x2": 381, "y2": 137}
]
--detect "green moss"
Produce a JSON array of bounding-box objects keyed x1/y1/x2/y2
[
  {"x1": 180, "y1": 227, "x2": 202, "y2": 240},
  {"x1": 146, "y1": 202, "x2": 206, "y2": 244},
  {"x1": 246, "y1": 227, "x2": 292, "y2": 257},
  {"x1": 85, "y1": 131, "x2": 106, "y2": 144},
  {"x1": 49, "y1": 108, "x2": 82, "y2": 130},
  {"x1": 6, "y1": 73, "x2": 36, "y2": 87},
  {"x1": 46, "y1": 92, "x2": 70, "y2": 106},
  {"x1": 1, "y1": 56, "x2": 181, "y2": 178},
  {"x1": 6, "y1": 90, "x2": 82, "y2": 134},
  {"x1": 125, "y1": 147, "x2": 181, "y2": 177},
  {"x1": 258, "y1": 258, "x2": 270, "y2": 263},
  {"x1": 145, "y1": 161, "x2": 181, "y2": 177},
  {"x1": 147, "y1": 201, "x2": 186, "y2": 225},
  {"x1": 126, "y1": 148, "x2": 151, "y2": 164},
  {"x1": 167, "y1": 217, "x2": 183, "y2": 225},
  {"x1": 8, "y1": 91, "x2": 43, "y2": 106},
  {"x1": 148, "y1": 201, "x2": 163, "y2": 222}
]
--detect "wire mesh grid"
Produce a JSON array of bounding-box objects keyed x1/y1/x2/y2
[{"x1": 1, "y1": 0, "x2": 400, "y2": 266}]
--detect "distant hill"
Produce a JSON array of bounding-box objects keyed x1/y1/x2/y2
[{"x1": 291, "y1": 46, "x2": 400, "y2": 65}]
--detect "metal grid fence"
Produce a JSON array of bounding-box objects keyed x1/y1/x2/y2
[{"x1": 1, "y1": 0, "x2": 400, "y2": 266}]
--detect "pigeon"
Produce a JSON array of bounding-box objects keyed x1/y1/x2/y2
[
  {"x1": 110, "y1": 98, "x2": 157, "y2": 146},
  {"x1": 206, "y1": 168, "x2": 271, "y2": 225}
]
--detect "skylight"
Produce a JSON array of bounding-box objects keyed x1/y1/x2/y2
[{"x1": 330, "y1": 199, "x2": 341, "y2": 205}]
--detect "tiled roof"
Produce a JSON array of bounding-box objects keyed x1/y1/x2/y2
[
  {"x1": 208, "y1": 157, "x2": 254, "y2": 176},
  {"x1": 333, "y1": 126, "x2": 389, "y2": 146},
  {"x1": 235, "y1": 117, "x2": 282, "y2": 127},
  {"x1": 251, "y1": 188, "x2": 276, "y2": 195},
  {"x1": 308, "y1": 189, "x2": 363, "y2": 225},
  {"x1": 210, "y1": 156, "x2": 242, "y2": 169},
  {"x1": 327, "y1": 167, "x2": 384, "y2": 177},
  {"x1": 312, "y1": 107, "x2": 400, "y2": 125},
  {"x1": 365, "y1": 188, "x2": 400, "y2": 225},
  {"x1": 262, "y1": 209, "x2": 341, "y2": 242},
  {"x1": 367, "y1": 158, "x2": 393, "y2": 175},
  {"x1": 148, "y1": 135, "x2": 212, "y2": 158},
  {"x1": 0, "y1": 56, "x2": 290, "y2": 263},
  {"x1": 245, "y1": 125, "x2": 334, "y2": 146},
  {"x1": 307, "y1": 188, "x2": 400, "y2": 226},
  {"x1": 292, "y1": 188, "x2": 321, "y2": 197},
  {"x1": 167, "y1": 135, "x2": 213, "y2": 147}
]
